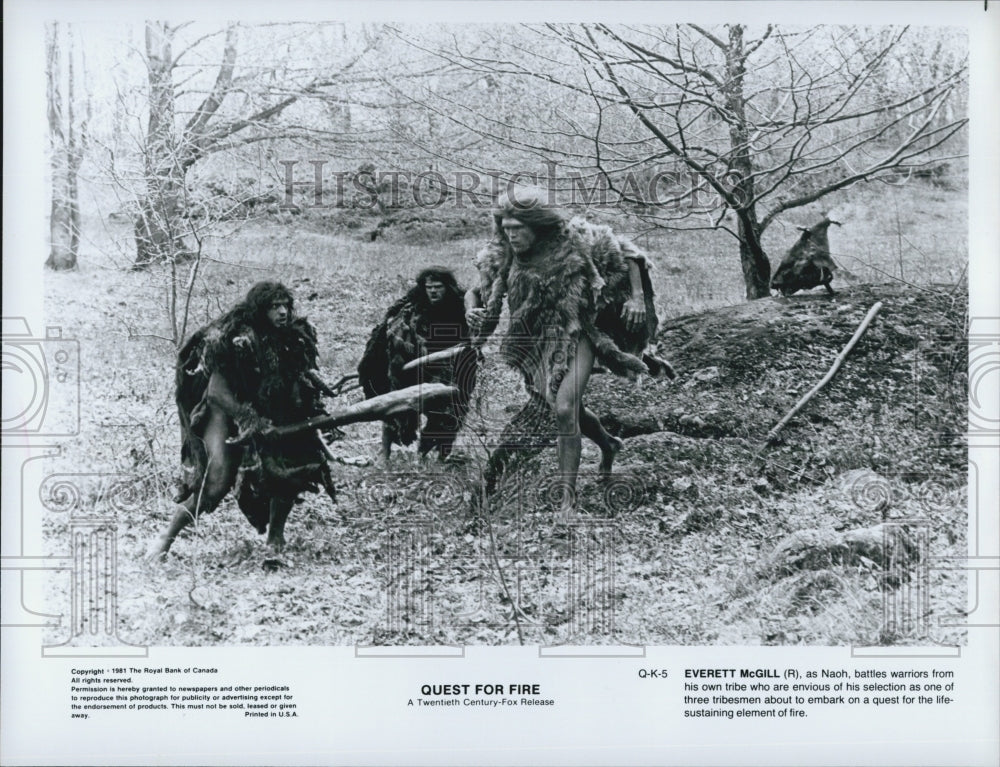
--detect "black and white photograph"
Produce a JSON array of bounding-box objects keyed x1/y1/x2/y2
[{"x1": 2, "y1": 1, "x2": 997, "y2": 765}]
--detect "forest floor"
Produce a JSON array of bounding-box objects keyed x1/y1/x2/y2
[{"x1": 40, "y1": 177, "x2": 968, "y2": 647}]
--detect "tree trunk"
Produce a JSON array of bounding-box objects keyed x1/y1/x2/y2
[
  {"x1": 724, "y1": 25, "x2": 771, "y2": 299},
  {"x1": 45, "y1": 23, "x2": 81, "y2": 271},
  {"x1": 736, "y1": 208, "x2": 771, "y2": 299},
  {"x1": 134, "y1": 22, "x2": 188, "y2": 267},
  {"x1": 48, "y1": 167, "x2": 80, "y2": 271}
]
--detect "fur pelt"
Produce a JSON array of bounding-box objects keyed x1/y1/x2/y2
[
  {"x1": 474, "y1": 216, "x2": 659, "y2": 397},
  {"x1": 357, "y1": 272, "x2": 477, "y2": 450},
  {"x1": 175, "y1": 286, "x2": 331, "y2": 530},
  {"x1": 771, "y1": 218, "x2": 842, "y2": 296}
]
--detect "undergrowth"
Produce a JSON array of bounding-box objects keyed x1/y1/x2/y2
[{"x1": 41, "y1": 176, "x2": 968, "y2": 647}]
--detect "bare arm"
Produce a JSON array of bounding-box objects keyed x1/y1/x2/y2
[
  {"x1": 207, "y1": 372, "x2": 273, "y2": 436},
  {"x1": 465, "y1": 286, "x2": 487, "y2": 336},
  {"x1": 621, "y1": 258, "x2": 647, "y2": 332},
  {"x1": 627, "y1": 259, "x2": 644, "y2": 298},
  {"x1": 465, "y1": 286, "x2": 482, "y2": 313}
]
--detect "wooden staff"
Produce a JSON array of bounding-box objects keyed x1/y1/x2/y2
[
  {"x1": 400, "y1": 344, "x2": 470, "y2": 372},
  {"x1": 764, "y1": 301, "x2": 884, "y2": 445},
  {"x1": 228, "y1": 383, "x2": 458, "y2": 444}
]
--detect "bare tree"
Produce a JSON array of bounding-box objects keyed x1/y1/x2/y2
[
  {"x1": 132, "y1": 21, "x2": 382, "y2": 267},
  {"x1": 46, "y1": 22, "x2": 89, "y2": 271},
  {"x1": 400, "y1": 24, "x2": 968, "y2": 298}
]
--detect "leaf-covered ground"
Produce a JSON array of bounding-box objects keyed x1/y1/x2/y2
[
  {"x1": 38, "y1": 179, "x2": 967, "y2": 647},
  {"x1": 426, "y1": 282, "x2": 969, "y2": 646},
  {"x1": 580, "y1": 282, "x2": 967, "y2": 645},
  {"x1": 41, "y1": 249, "x2": 967, "y2": 647}
]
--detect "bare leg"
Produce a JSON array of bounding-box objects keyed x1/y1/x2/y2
[
  {"x1": 552, "y1": 338, "x2": 596, "y2": 520},
  {"x1": 266, "y1": 496, "x2": 295, "y2": 554},
  {"x1": 380, "y1": 423, "x2": 393, "y2": 462},
  {"x1": 147, "y1": 408, "x2": 240, "y2": 559},
  {"x1": 580, "y1": 406, "x2": 622, "y2": 476},
  {"x1": 555, "y1": 434, "x2": 582, "y2": 519}
]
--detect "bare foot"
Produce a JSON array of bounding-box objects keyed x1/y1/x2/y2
[
  {"x1": 265, "y1": 536, "x2": 285, "y2": 555},
  {"x1": 144, "y1": 539, "x2": 170, "y2": 563},
  {"x1": 557, "y1": 486, "x2": 577, "y2": 522},
  {"x1": 599, "y1": 436, "x2": 624, "y2": 477}
]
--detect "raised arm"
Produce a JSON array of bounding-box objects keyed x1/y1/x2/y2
[
  {"x1": 468, "y1": 242, "x2": 508, "y2": 342},
  {"x1": 465, "y1": 284, "x2": 482, "y2": 309}
]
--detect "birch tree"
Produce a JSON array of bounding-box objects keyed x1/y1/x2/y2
[{"x1": 46, "y1": 22, "x2": 89, "y2": 271}]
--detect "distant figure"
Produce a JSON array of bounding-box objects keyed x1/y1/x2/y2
[
  {"x1": 771, "y1": 217, "x2": 843, "y2": 296},
  {"x1": 358, "y1": 267, "x2": 478, "y2": 461},
  {"x1": 465, "y1": 187, "x2": 673, "y2": 519}
]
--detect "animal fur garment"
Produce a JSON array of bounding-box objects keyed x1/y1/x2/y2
[
  {"x1": 771, "y1": 218, "x2": 843, "y2": 296},
  {"x1": 175, "y1": 284, "x2": 333, "y2": 531},
  {"x1": 358, "y1": 271, "x2": 478, "y2": 452},
  {"x1": 474, "y1": 216, "x2": 660, "y2": 399}
]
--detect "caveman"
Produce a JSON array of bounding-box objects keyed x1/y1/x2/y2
[
  {"x1": 358, "y1": 267, "x2": 478, "y2": 461},
  {"x1": 148, "y1": 281, "x2": 336, "y2": 560},
  {"x1": 465, "y1": 187, "x2": 672, "y2": 518}
]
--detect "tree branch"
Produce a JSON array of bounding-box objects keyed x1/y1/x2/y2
[
  {"x1": 688, "y1": 23, "x2": 727, "y2": 51},
  {"x1": 183, "y1": 24, "x2": 239, "y2": 138}
]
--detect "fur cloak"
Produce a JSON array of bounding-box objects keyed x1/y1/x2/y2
[
  {"x1": 357, "y1": 273, "x2": 478, "y2": 451},
  {"x1": 473, "y1": 216, "x2": 659, "y2": 398},
  {"x1": 175, "y1": 285, "x2": 333, "y2": 532},
  {"x1": 770, "y1": 218, "x2": 842, "y2": 296}
]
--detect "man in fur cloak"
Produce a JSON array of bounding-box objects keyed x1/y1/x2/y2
[
  {"x1": 465, "y1": 187, "x2": 672, "y2": 517},
  {"x1": 358, "y1": 267, "x2": 478, "y2": 460},
  {"x1": 148, "y1": 281, "x2": 336, "y2": 559}
]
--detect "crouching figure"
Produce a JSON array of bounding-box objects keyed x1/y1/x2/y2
[
  {"x1": 148, "y1": 281, "x2": 337, "y2": 560},
  {"x1": 771, "y1": 217, "x2": 843, "y2": 296}
]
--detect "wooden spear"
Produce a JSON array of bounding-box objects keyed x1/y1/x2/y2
[
  {"x1": 400, "y1": 344, "x2": 470, "y2": 372},
  {"x1": 764, "y1": 301, "x2": 884, "y2": 445},
  {"x1": 228, "y1": 383, "x2": 458, "y2": 444}
]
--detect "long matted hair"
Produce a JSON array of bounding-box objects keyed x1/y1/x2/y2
[{"x1": 491, "y1": 186, "x2": 566, "y2": 248}]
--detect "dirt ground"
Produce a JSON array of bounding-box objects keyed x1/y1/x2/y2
[{"x1": 41, "y1": 262, "x2": 967, "y2": 646}]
